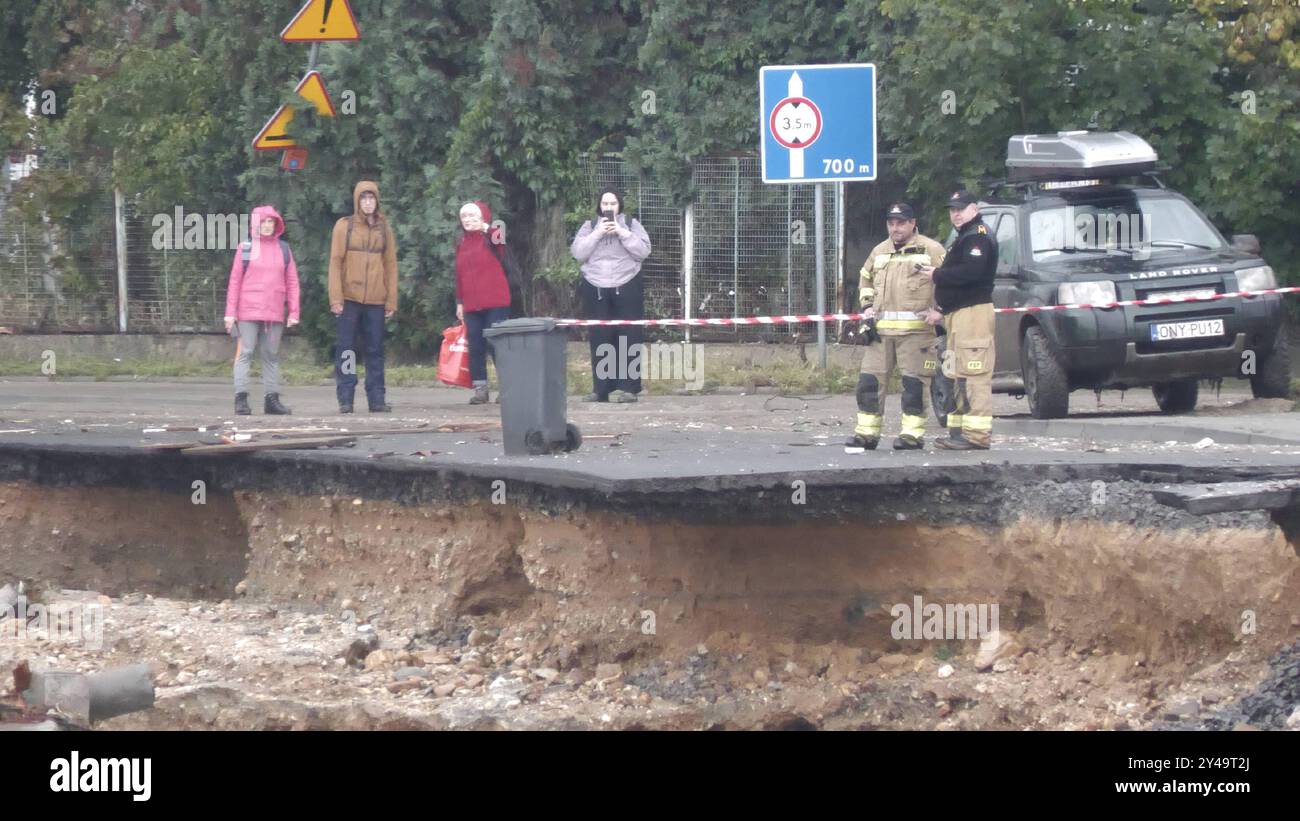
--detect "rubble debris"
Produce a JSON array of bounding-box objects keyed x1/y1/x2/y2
[
  {"x1": 180, "y1": 436, "x2": 357, "y2": 455},
  {"x1": 5, "y1": 662, "x2": 155, "y2": 729}
]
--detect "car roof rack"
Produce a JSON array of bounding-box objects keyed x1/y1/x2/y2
[
  {"x1": 1006, "y1": 130, "x2": 1159, "y2": 182},
  {"x1": 983, "y1": 168, "x2": 1169, "y2": 202}
]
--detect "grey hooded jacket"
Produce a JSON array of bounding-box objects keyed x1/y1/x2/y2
[{"x1": 570, "y1": 214, "x2": 652, "y2": 289}]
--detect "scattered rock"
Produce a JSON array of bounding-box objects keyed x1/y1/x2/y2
[
  {"x1": 975, "y1": 631, "x2": 1021, "y2": 672},
  {"x1": 877, "y1": 653, "x2": 910, "y2": 672},
  {"x1": 433, "y1": 683, "x2": 457, "y2": 697},
  {"x1": 1163, "y1": 699, "x2": 1199, "y2": 721},
  {"x1": 393, "y1": 666, "x2": 430, "y2": 681},
  {"x1": 991, "y1": 658, "x2": 1015, "y2": 674},
  {"x1": 937, "y1": 664, "x2": 954, "y2": 679},
  {"x1": 595, "y1": 663, "x2": 623, "y2": 683},
  {"x1": 533, "y1": 668, "x2": 560, "y2": 682}
]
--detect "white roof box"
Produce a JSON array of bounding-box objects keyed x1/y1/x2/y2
[{"x1": 1006, "y1": 130, "x2": 1158, "y2": 181}]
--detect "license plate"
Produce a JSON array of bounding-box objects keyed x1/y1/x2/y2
[
  {"x1": 1155, "y1": 288, "x2": 1217, "y2": 302},
  {"x1": 1150, "y1": 319, "x2": 1224, "y2": 341}
]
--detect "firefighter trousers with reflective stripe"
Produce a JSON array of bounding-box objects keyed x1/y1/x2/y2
[
  {"x1": 944, "y1": 302, "x2": 995, "y2": 446},
  {"x1": 855, "y1": 331, "x2": 940, "y2": 439}
]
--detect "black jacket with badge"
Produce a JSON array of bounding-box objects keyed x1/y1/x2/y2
[{"x1": 934, "y1": 216, "x2": 998, "y2": 314}]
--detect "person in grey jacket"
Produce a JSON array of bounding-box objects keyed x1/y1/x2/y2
[{"x1": 570, "y1": 190, "x2": 652, "y2": 402}]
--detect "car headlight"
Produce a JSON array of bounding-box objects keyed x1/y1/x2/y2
[
  {"x1": 1236, "y1": 265, "x2": 1276, "y2": 292},
  {"x1": 1058, "y1": 280, "x2": 1117, "y2": 305}
]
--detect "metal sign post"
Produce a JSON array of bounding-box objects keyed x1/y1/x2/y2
[
  {"x1": 760, "y1": 63, "x2": 876, "y2": 369},
  {"x1": 814, "y1": 183, "x2": 825, "y2": 368}
]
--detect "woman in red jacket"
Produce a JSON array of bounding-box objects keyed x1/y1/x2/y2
[{"x1": 455, "y1": 201, "x2": 512, "y2": 404}]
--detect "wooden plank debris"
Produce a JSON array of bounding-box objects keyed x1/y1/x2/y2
[{"x1": 180, "y1": 435, "x2": 357, "y2": 455}]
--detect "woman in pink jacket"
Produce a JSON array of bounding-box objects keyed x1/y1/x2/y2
[{"x1": 223, "y1": 205, "x2": 301, "y2": 415}]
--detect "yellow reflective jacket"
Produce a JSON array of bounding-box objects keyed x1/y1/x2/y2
[{"x1": 858, "y1": 233, "x2": 946, "y2": 334}]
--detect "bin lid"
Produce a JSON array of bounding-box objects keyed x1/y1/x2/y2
[{"x1": 482, "y1": 317, "x2": 559, "y2": 337}]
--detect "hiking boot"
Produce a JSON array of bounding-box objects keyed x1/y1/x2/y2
[
  {"x1": 234, "y1": 392, "x2": 251, "y2": 416},
  {"x1": 469, "y1": 385, "x2": 490, "y2": 405},
  {"x1": 339, "y1": 403, "x2": 354, "y2": 414},
  {"x1": 582, "y1": 393, "x2": 609, "y2": 402},
  {"x1": 614, "y1": 391, "x2": 639, "y2": 403},
  {"x1": 844, "y1": 434, "x2": 879, "y2": 452},
  {"x1": 934, "y1": 436, "x2": 989, "y2": 451},
  {"x1": 369, "y1": 403, "x2": 392, "y2": 413},
  {"x1": 893, "y1": 434, "x2": 924, "y2": 450},
  {"x1": 264, "y1": 393, "x2": 291, "y2": 415}
]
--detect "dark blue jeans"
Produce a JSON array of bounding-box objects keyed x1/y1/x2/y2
[
  {"x1": 335, "y1": 301, "x2": 386, "y2": 408},
  {"x1": 464, "y1": 306, "x2": 510, "y2": 383}
]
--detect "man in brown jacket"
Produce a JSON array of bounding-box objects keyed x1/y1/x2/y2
[{"x1": 329, "y1": 180, "x2": 398, "y2": 413}]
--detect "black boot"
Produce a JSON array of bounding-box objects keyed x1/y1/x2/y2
[
  {"x1": 234, "y1": 392, "x2": 251, "y2": 416},
  {"x1": 264, "y1": 393, "x2": 291, "y2": 415},
  {"x1": 844, "y1": 433, "x2": 879, "y2": 451}
]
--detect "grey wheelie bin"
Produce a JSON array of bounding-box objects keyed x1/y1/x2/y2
[{"x1": 483, "y1": 317, "x2": 582, "y2": 456}]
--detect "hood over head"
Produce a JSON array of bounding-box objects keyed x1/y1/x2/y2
[
  {"x1": 353, "y1": 180, "x2": 382, "y2": 217},
  {"x1": 250, "y1": 205, "x2": 285, "y2": 240}
]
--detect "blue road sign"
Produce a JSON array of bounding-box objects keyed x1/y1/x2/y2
[{"x1": 759, "y1": 63, "x2": 876, "y2": 184}]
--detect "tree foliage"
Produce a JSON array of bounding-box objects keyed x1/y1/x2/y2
[{"x1": 3, "y1": 0, "x2": 1298, "y2": 350}]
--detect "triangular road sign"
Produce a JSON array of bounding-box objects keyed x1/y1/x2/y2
[
  {"x1": 296, "y1": 71, "x2": 337, "y2": 116},
  {"x1": 281, "y1": 0, "x2": 361, "y2": 42},
  {"x1": 252, "y1": 71, "x2": 337, "y2": 151}
]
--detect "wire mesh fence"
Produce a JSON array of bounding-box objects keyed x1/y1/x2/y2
[
  {"x1": 122, "y1": 205, "x2": 229, "y2": 333},
  {"x1": 582, "y1": 153, "x2": 840, "y2": 342},
  {"x1": 4, "y1": 153, "x2": 843, "y2": 339},
  {"x1": 688, "y1": 154, "x2": 841, "y2": 341},
  {"x1": 0, "y1": 167, "x2": 120, "y2": 331},
  {"x1": 1, "y1": 156, "x2": 250, "y2": 334}
]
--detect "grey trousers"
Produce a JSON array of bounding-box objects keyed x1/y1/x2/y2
[{"x1": 233, "y1": 320, "x2": 284, "y2": 394}]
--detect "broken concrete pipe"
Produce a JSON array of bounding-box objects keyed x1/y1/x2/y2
[{"x1": 21, "y1": 664, "x2": 156, "y2": 725}]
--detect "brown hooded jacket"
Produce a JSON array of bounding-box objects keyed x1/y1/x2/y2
[{"x1": 329, "y1": 181, "x2": 399, "y2": 312}]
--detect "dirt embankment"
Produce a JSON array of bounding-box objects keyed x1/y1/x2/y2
[{"x1": 2, "y1": 479, "x2": 1297, "y2": 730}]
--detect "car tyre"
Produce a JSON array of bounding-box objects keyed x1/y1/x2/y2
[
  {"x1": 1152, "y1": 380, "x2": 1198, "y2": 413},
  {"x1": 1251, "y1": 324, "x2": 1293, "y2": 399},
  {"x1": 1022, "y1": 326, "x2": 1070, "y2": 419}
]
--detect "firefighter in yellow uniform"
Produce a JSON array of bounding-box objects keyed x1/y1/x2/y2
[
  {"x1": 845, "y1": 202, "x2": 947, "y2": 451},
  {"x1": 920, "y1": 190, "x2": 998, "y2": 450}
]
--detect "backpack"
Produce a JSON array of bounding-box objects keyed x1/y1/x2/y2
[
  {"x1": 344, "y1": 215, "x2": 387, "y2": 256},
  {"x1": 240, "y1": 239, "x2": 291, "y2": 274}
]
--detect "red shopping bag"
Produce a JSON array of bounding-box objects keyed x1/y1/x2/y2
[{"x1": 438, "y1": 324, "x2": 473, "y2": 388}]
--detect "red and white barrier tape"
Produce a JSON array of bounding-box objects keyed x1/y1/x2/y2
[{"x1": 553, "y1": 286, "x2": 1300, "y2": 327}]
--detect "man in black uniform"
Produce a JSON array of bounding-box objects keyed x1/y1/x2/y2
[{"x1": 918, "y1": 190, "x2": 998, "y2": 450}]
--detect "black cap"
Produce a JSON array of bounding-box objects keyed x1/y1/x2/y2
[
  {"x1": 947, "y1": 189, "x2": 978, "y2": 208},
  {"x1": 885, "y1": 202, "x2": 915, "y2": 220}
]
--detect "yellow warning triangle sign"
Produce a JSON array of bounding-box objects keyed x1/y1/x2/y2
[
  {"x1": 281, "y1": 0, "x2": 361, "y2": 42},
  {"x1": 252, "y1": 71, "x2": 337, "y2": 151}
]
